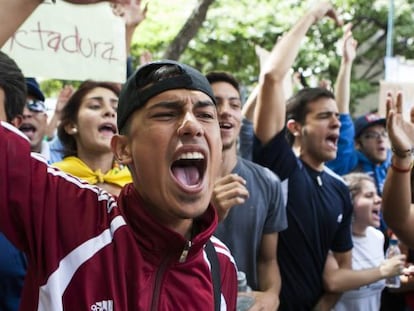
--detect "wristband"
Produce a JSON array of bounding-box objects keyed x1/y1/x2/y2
[{"x1": 391, "y1": 161, "x2": 413, "y2": 173}]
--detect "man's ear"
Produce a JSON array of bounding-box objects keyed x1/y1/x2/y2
[
  {"x1": 286, "y1": 119, "x2": 301, "y2": 137},
  {"x1": 111, "y1": 134, "x2": 132, "y2": 165},
  {"x1": 10, "y1": 115, "x2": 23, "y2": 128}
]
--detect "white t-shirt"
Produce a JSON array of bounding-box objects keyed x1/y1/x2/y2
[{"x1": 333, "y1": 226, "x2": 385, "y2": 311}]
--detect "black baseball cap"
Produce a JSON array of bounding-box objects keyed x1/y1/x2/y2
[{"x1": 117, "y1": 60, "x2": 216, "y2": 132}]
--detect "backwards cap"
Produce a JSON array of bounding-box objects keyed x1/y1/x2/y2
[{"x1": 117, "y1": 60, "x2": 215, "y2": 131}]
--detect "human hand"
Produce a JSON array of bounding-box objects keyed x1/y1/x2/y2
[
  {"x1": 55, "y1": 85, "x2": 74, "y2": 116},
  {"x1": 111, "y1": 0, "x2": 148, "y2": 28},
  {"x1": 245, "y1": 290, "x2": 279, "y2": 311},
  {"x1": 386, "y1": 92, "x2": 414, "y2": 154},
  {"x1": 341, "y1": 23, "x2": 358, "y2": 63},
  {"x1": 211, "y1": 174, "x2": 249, "y2": 221},
  {"x1": 318, "y1": 79, "x2": 332, "y2": 91},
  {"x1": 402, "y1": 264, "x2": 414, "y2": 276},
  {"x1": 379, "y1": 254, "x2": 406, "y2": 278},
  {"x1": 309, "y1": 1, "x2": 342, "y2": 26}
]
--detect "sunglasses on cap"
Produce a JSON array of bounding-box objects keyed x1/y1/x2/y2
[{"x1": 26, "y1": 100, "x2": 46, "y2": 113}]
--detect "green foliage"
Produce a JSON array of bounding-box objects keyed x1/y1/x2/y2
[
  {"x1": 177, "y1": 0, "x2": 414, "y2": 112},
  {"x1": 42, "y1": 0, "x2": 414, "y2": 115},
  {"x1": 40, "y1": 80, "x2": 64, "y2": 98},
  {"x1": 40, "y1": 80, "x2": 81, "y2": 98}
]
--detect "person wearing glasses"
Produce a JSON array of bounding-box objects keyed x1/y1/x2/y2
[
  {"x1": 18, "y1": 78, "x2": 50, "y2": 161},
  {"x1": 328, "y1": 112, "x2": 390, "y2": 194}
]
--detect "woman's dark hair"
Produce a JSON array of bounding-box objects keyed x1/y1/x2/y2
[
  {"x1": 285, "y1": 87, "x2": 335, "y2": 146},
  {"x1": 58, "y1": 80, "x2": 120, "y2": 158}
]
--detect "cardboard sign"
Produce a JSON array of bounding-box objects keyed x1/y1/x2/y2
[
  {"x1": 385, "y1": 56, "x2": 414, "y2": 83},
  {"x1": 1, "y1": 1, "x2": 126, "y2": 83},
  {"x1": 378, "y1": 81, "x2": 414, "y2": 120}
]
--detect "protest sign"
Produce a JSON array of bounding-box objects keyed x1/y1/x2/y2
[{"x1": 2, "y1": 1, "x2": 126, "y2": 83}]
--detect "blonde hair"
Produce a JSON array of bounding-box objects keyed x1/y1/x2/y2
[{"x1": 342, "y1": 172, "x2": 375, "y2": 200}]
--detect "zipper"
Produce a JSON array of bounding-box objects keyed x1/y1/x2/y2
[
  {"x1": 150, "y1": 240, "x2": 192, "y2": 310},
  {"x1": 178, "y1": 240, "x2": 192, "y2": 263},
  {"x1": 150, "y1": 255, "x2": 171, "y2": 311}
]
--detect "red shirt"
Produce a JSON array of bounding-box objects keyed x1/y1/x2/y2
[{"x1": 0, "y1": 122, "x2": 237, "y2": 311}]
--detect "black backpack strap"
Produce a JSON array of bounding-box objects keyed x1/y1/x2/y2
[{"x1": 205, "y1": 239, "x2": 221, "y2": 311}]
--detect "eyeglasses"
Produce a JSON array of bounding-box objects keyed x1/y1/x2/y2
[
  {"x1": 361, "y1": 131, "x2": 388, "y2": 140},
  {"x1": 26, "y1": 100, "x2": 46, "y2": 113}
]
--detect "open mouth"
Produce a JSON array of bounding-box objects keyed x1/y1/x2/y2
[
  {"x1": 98, "y1": 123, "x2": 117, "y2": 135},
  {"x1": 326, "y1": 134, "x2": 338, "y2": 148},
  {"x1": 171, "y1": 152, "x2": 206, "y2": 188},
  {"x1": 372, "y1": 209, "x2": 380, "y2": 217},
  {"x1": 219, "y1": 121, "x2": 233, "y2": 130},
  {"x1": 19, "y1": 123, "x2": 36, "y2": 135}
]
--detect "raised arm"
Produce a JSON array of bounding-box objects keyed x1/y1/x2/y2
[
  {"x1": 0, "y1": 0, "x2": 40, "y2": 47},
  {"x1": 239, "y1": 46, "x2": 266, "y2": 160},
  {"x1": 0, "y1": 0, "x2": 133, "y2": 48},
  {"x1": 242, "y1": 85, "x2": 259, "y2": 122},
  {"x1": 254, "y1": 1, "x2": 342, "y2": 144},
  {"x1": 325, "y1": 24, "x2": 358, "y2": 174},
  {"x1": 45, "y1": 85, "x2": 74, "y2": 140},
  {"x1": 334, "y1": 24, "x2": 357, "y2": 114},
  {"x1": 383, "y1": 92, "x2": 414, "y2": 247},
  {"x1": 120, "y1": 0, "x2": 148, "y2": 56}
]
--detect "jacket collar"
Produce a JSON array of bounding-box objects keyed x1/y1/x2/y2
[{"x1": 117, "y1": 184, "x2": 217, "y2": 262}]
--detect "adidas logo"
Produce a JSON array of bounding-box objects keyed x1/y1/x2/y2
[{"x1": 90, "y1": 300, "x2": 113, "y2": 311}]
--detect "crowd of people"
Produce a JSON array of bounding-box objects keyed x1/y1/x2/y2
[{"x1": 1, "y1": 0, "x2": 414, "y2": 311}]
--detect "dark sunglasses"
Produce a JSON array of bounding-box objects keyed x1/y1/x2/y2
[{"x1": 26, "y1": 100, "x2": 46, "y2": 113}]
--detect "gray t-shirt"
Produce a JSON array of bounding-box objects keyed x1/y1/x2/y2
[{"x1": 214, "y1": 156, "x2": 287, "y2": 290}]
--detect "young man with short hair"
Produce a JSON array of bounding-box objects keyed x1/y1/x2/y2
[
  {"x1": 207, "y1": 71, "x2": 287, "y2": 310},
  {"x1": 0, "y1": 60, "x2": 237, "y2": 310},
  {"x1": 251, "y1": 2, "x2": 354, "y2": 310}
]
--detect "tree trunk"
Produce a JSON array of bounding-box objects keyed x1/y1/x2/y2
[{"x1": 163, "y1": 0, "x2": 215, "y2": 60}]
